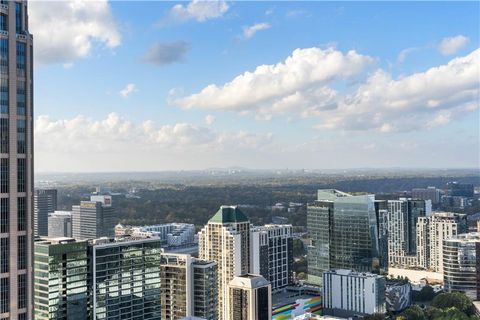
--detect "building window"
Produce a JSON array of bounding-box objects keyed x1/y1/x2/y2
[
  {"x1": 0, "y1": 118, "x2": 7, "y2": 153},
  {"x1": 18, "y1": 274, "x2": 26, "y2": 309},
  {"x1": 0, "y1": 14, "x2": 6, "y2": 32},
  {"x1": 17, "y1": 197, "x2": 25, "y2": 231},
  {"x1": 0, "y1": 277, "x2": 8, "y2": 313},
  {"x1": 0, "y1": 158, "x2": 8, "y2": 193},
  {"x1": 16, "y1": 41, "x2": 25, "y2": 77},
  {"x1": 0, "y1": 198, "x2": 7, "y2": 233},
  {"x1": 17, "y1": 80, "x2": 25, "y2": 116},
  {"x1": 17, "y1": 158, "x2": 25, "y2": 193},
  {"x1": 15, "y1": 2, "x2": 21, "y2": 34},
  {"x1": 0, "y1": 237, "x2": 8, "y2": 273},
  {"x1": 0, "y1": 77, "x2": 7, "y2": 114},
  {"x1": 0, "y1": 38, "x2": 7, "y2": 76},
  {"x1": 18, "y1": 235, "x2": 26, "y2": 270},
  {"x1": 17, "y1": 119, "x2": 25, "y2": 153}
]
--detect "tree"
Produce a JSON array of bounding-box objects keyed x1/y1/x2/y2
[
  {"x1": 432, "y1": 292, "x2": 476, "y2": 316},
  {"x1": 413, "y1": 285, "x2": 436, "y2": 302},
  {"x1": 433, "y1": 307, "x2": 469, "y2": 320},
  {"x1": 398, "y1": 305, "x2": 426, "y2": 320}
]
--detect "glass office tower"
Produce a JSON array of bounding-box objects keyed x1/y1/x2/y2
[{"x1": 307, "y1": 189, "x2": 380, "y2": 285}]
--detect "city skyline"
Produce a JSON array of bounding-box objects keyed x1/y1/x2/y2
[{"x1": 30, "y1": 1, "x2": 479, "y2": 172}]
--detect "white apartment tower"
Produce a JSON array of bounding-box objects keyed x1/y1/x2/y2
[
  {"x1": 0, "y1": 1, "x2": 34, "y2": 319},
  {"x1": 417, "y1": 212, "x2": 467, "y2": 272},
  {"x1": 198, "y1": 206, "x2": 251, "y2": 319}
]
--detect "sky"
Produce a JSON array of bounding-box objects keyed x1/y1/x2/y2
[{"x1": 31, "y1": 1, "x2": 480, "y2": 172}]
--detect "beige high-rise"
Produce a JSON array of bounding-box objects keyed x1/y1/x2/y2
[
  {"x1": 0, "y1": 1, "x2": 33, "y2": 319},
  {"x1": 198, "y1": 206, "x2": 251, "y2": 320}
]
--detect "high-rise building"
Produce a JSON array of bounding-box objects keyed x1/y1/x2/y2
[
  {"x1": 412, "y1": 187, "x2": 441, "y2": 204},
  {"x1": 72, "y1": 195, "x2": 115, "y2": 240},
  {"x1": 34, "y1": 237, "x2": 163, "y2": 320},
  {"x1": 251, "y1": 224, "x2": 293, "y2": 292},
  {"x1": 417, "y1": 212, "x2": 468, "y2": 272},
  {"x1": 34, "y1": 238, "x2": 89, "y2": 320},
  {"x1": 446, "y1": 182, "x2": 474, "y2": 198},
  {"x1": 48, "y1": 211, "x2": 72, "y2": 238},
  {"x1": 90, "y1": 237, "x2": 162, "y2": 320},
  {"x1": 159, "y1": 253, "x2": 218, "y2": 320},
  {"x1": 323, "y1": 269, "x2": 386, "y2": 318},
  {"x1": 307, "y1": 189, "x2": 380, "y2": 285},
  {"x1": 227, "y1": 274, "x2": 272, "y2": 320},
  {"x1": 384, "y1": 198, "x2": 431, "y2": 267},
  {"x1": 198, "y1": 205, "x2": 251, "y2": 319},
  {"x1": 34, "y1": 188, "x2": 57, "y2": 236},
  {"x1": 0, "y1": 1, "x2": 34, "y2": 318},
  {"x1": 443, "y1": 232, "x2": 480, "y2": 301}
]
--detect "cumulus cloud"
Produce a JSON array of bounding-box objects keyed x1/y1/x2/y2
[
  {"x1": 243, "y1": 23, "x2": 271, "y2": 39},
  {"x1": 35, "y1": 113, "x2": 273, "y2": 171},
  {"x1": 173, "y1": 47, "x2": 479, "y2": 132},
  {"x1": 164, "y1": 0, "x2": 229, "y2": 24},
  {"x1": 438, "y1": 35, "x2": 470, "y2": 55},
  {"x1": 119, "y1": 84, "x2": 138, "y2": 98},
  {"x1": 143, "y1": 41, "x2": 190, "y2": 66},
  {"x1": 29, "y1": 0, "x2": 121, "y2": 65},
  {"x1": 205, "y1": 115, "x2": 216, "y2": 125},
  {"x1": 173, "y1": 47, "x2": 374, "y2": 116},
  {"x1": 397, "y1": 47, "x2": 418, "y2": 63}
]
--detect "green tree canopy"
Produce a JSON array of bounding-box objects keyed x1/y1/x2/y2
[{"x1": 432, "y1": 292, "x2": 475, "y2": 316}]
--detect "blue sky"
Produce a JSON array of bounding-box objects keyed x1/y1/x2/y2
[{"x1": 31, "y1": 1, "x2": 480, "y2": 172}]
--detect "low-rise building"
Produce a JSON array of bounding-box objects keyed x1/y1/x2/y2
[{"x1": 322, "y1": 269, "x2": 386, "y2": 318}]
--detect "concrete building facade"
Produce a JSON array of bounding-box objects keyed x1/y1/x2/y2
[
  {"x1": 198, "y1": 206, "x2": 251, "y2": 319},
  {"x1": 34, "y1": 188, "x2": 57, "y2": 236},
  {"x1": 0, "y1": 1, "x2": 34, "y2": 318},
  {"x1": 227, "y1": 274, "x2": 272, "y2": 320}
]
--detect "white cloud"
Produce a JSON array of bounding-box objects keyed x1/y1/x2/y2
[
  {"x1": 317, "y1": 48, "x2": 480, "y2": 132},
  {"x1": 119, "y1": 84, "x2": 138, "y2": 98},
  {"x1": 438, "y1": 35, "x2": 470, "y2": 55},
  {"x1": 166, "y1": 0, "x2": 229, "y2": 23},
  {"x1": 35, "y1": 113, "x2": 273, "y2": 171},
  {"x1": 173, "y1": 47, "x2": 374, "y2": 117},
  {"x1": 143, "y1": 41, "x2": 190, "y2": 66},
  {"x1": 243, "y1": 23, "x2": 271, "y2": 39},
  {"x1": 397, "y1": 47, "x2": 418, "y2": 63},
  {"x1": 29, "y1": 0, "x2": 121, "y2": 65},
  {"x1": 205, "y1": 115, "x2": 216, "y2": 125},
  {"x1": 174, "y1": 47, "x2": 479, "y2": 133}
]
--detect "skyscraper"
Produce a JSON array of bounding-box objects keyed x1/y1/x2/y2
[
  {"x1": 72, "y1": 195, "x2": 115, "y2": 240},
  {"x1": 251, "y1": 224, "x2": 293, "y2": 292},
  {"x1": 417, "y1": 212, "x2": 467, "y2": 272},
  {"x1": 48, "y1": 211, "x2": 72, "y2": 238},
  {"x1": 34, "y1": 188, "x2": 57, "y2": 236},
  {"x1": 0, "y1": 1, "x2": 33, "y2": 318},
  {"x1": 198, "y1": 205, "x2": 251, "y2": 319},
  {"x1": 384, "y1": 198, "x2": 431, "y2": 267},
  {"x1": 34, "y1": 238, "x2": 89, "y2": 320},
  {"x1": 159, "y1": 253, "x2": 218, "y2": 320},
  {"x1": 443, "y1": 232, "x2": 480, "y2": 301},
  {"x1": 227, "y1": 274, "x2": 272, "y2": 320},
  {"x1": 307, "y1": 189, "x2": 380, "y2": 285}
]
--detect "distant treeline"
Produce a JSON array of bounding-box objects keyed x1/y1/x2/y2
[{"x1": 54, "y1": 175, "x2": 479, "y2": 227}]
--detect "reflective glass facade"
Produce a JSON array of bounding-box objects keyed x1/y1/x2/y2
[
  {"x1": 92, "y1": 238, "x2": 162, "y2": 320},
  {"x1": 34, "y1": 239, "x2": 89, "y2": 320},
  {"x1": 307, "y1": 189, "x2": 379, "y2": 285}
]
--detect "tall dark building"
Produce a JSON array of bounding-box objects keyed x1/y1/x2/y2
[
  {"x1": 34, "y1": 188, "x2": 57, "y2": 236},
  {"x1": 446, "y1": 182, "x2": 474, "y2": 197},
  {"x1": 228, "y1": 274, "x2": 272, "y2": 320},
  {"x1": 0, "y1": 1, "x2": 34, "y2": 318}
]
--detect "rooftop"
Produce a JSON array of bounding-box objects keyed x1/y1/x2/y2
[{"x1": 209, "y1": 205, "x2": 249, "y2": 224}]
